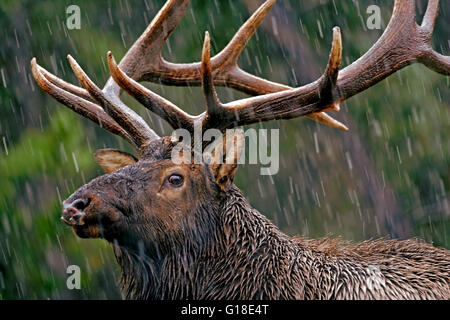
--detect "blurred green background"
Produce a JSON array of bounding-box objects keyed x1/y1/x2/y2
[{"x1": 0, "y1": 0, "x2": 448, "y2": 299}]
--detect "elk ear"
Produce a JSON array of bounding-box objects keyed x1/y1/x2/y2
[
  {"x1": 95, "y1": 149, "x2": 137, "y2": 173},
  {"x1": 206, "y1": 129, "x2": 244, "y2": 192}
]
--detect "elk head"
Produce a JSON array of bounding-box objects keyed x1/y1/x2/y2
[
  {"x1": 60, "y1": 131, "x2": 244, "y2": 253},
  {"x1": 31, "y1": 0, "x2": 449, "y2": 252}
]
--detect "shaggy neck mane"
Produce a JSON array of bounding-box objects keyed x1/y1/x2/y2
[
  {"x1": 112, "y1": 185, "x2": 294, "y2": 300},
  {"x1": 112, "y1": 186, "x2": 450, "y2": 300}
]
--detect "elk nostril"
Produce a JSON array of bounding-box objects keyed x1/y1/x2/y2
[
  {"x1": 70, "y1": 213, "x2": 85, "y2": 226},
  {"x1": 62, "y1": 197, "x2": 91, "y2": 226},
  {"x1": 72, "y1": 198, "x2": 91, "y2": 211},
  {"x1": 67, "y1": 207, "x2": 78, "y2": 217}
]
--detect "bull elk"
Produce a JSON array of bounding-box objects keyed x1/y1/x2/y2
[{"x1": 30, "y1": 0, "x2": 449, "y2": 299}]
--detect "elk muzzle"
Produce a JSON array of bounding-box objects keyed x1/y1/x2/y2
[{"x1": 62, "y1": 198, "x2": 90, "y2": 226}]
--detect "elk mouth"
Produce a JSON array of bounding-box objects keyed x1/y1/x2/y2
[
  {"x1": 61, "y1": 211, "x2": 87, "y2": 227},
  {"x1": 61, "y1": 198, "x2": 91, "y2": 226},
  {"x1": 61, "y1": 206, "x2": 102, "y2": 239},
  {"x1": 61, "y1": 197, "x2": 123, "y2": 239},
  {"x1": 61, "y1": 204, "x2": 100, "y2": 239}
]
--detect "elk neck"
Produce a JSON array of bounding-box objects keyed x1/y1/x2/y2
[{"x1": 111, "y1": 184, "x2": 300, "y2": 299}]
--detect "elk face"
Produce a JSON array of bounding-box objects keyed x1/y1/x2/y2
[{"x1": 61, "y1": 134, "x2": 242, "y2": 250}]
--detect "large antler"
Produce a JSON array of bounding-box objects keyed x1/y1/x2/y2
[
  {"x1": 109, "y1": 0, "x2": 449, "y2": 133},
  {"x1": 30, "y1": 0, "x2": 345, "y2": 150},
  {"x1": 32, "y1": 0, "x2": 449, "y2": 153}
]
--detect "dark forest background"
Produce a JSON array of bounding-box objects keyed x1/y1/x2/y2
[{"x1": 0, "y1": 0, "x2": 449, "y2": 299}]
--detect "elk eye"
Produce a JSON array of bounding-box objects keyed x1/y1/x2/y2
[{"x1": 168, "y1": 174, "x2": 184, "y2": 187}]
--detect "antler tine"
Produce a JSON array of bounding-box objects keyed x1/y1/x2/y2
[
  {"x1": 421, "y1": 0, "x2": 440, "y2": 34},
  {"x1": 201, "y1": 32, "x2": 223, "y2": 121},
  {"x1": 67, "y1": 55, "x2": 159, "y2": 147},
  {"x1": 213, "y1": 0, "x2": 347, "y2": 130},
  {"x1": 420, "y1": 51, "x2": 450, "y2": 76},
  {"x1": 110, "y1": 0, "x2": 191, "y2": 83},
  {"x1": 31, "y1": 58, "x2": 135, "y2": 145},
  {"x1": 418, "y1": 0, "x2": 450, "y2": 76},
  {"x1": 213, "y1": 28, "x2": 347, "y2": 127},
  {"x1": 213, "y1": 0, "x2": 276, "y2": 71},
  {"x1": 212, "y1": 0, "x2": 346, "y2": 130},
  {"x1": 107, "y1": 51, "x2": 195, "y2": 131},
  {"x1": 39, "y1": 67, "x2": 95, "y2": 103},
  {"x1": 318, "y1": 27, "x2": 342, "y2": 112},
  {"x1": 306, "y1": 113, "x2": 348, "y2": 131}
]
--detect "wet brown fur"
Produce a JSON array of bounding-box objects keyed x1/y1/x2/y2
[{"x1": 64, "y1": 140, "x2": 450, "y2": 300}]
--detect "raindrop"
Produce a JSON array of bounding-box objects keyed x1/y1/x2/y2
[
  {"x1": 2, "y1": 136, "x2": 8, "y2": 155},
  {"x1": 1, "y1": 68, "x2": 7, "y2": 88},
  {"x1": 72, "y1": 152, "x2": 79, "y2": 173}
]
